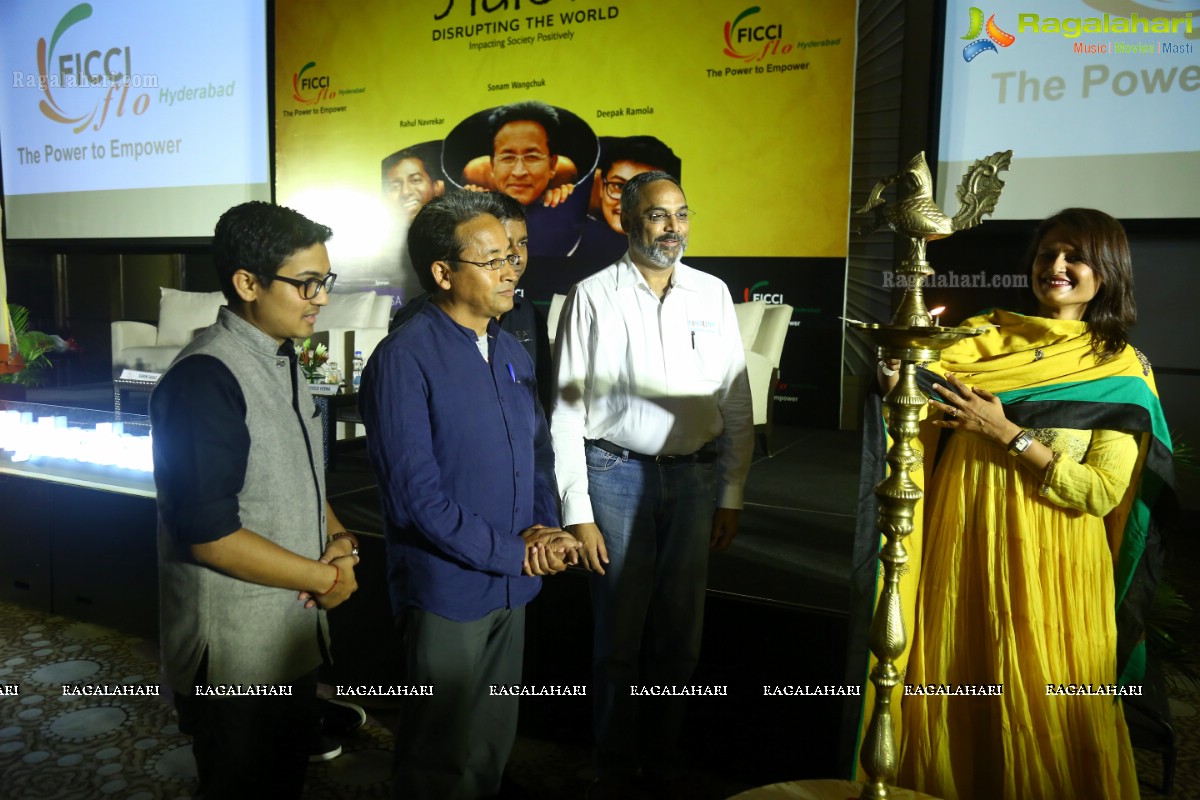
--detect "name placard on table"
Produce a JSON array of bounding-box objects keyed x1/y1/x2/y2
[{"x1": 118, "y1": 369, "x2": 161, "y2": 383}]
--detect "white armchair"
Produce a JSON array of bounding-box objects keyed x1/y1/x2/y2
[
  {"x1": 111, "y1": 289, "x2": 226, "y2": 376},
  {"x1": 111, "y1": 289, "x2": 394, "y2": 380},
  {"x1": 733, "y1": 300, "x2": 793, "y2": 455},
  {"x1": 311, "y1": 291, "x2": 393, "y2": 376}
]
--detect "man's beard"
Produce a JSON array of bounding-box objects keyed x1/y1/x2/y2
[{"x1": 632, "y1": 233, "x2": 687, "y2": 268}]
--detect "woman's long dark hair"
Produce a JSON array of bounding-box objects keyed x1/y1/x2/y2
[{"x1": 1024, "y1": 208, "x2": 1136, "y2": 361}]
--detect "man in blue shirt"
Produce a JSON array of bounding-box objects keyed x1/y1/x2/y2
[
  {"x1": 359, "y1": 190, "x2": 577, "y2": 799},
  {"x1": 389, "y1": 192, "x2": 553, "y2": 409}
]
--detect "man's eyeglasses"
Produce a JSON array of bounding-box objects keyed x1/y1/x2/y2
[
  {"x1": 643, "y1": 210, "x2": 693, "y2": 224},
  {"x1": 262, "y1": 272, "x2": 338, "y2": 300},
  {"x1": 494, "y1": 153, "x2": 548, "y2": 169},
  {"x1": 601, "y1": 179, "x2": 627, "y2": 201},
  {"x1": 447, "y1": 254, "x2": 522, "y2": 271}
]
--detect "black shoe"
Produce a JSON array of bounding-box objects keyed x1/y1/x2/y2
[
  {"x1": 307, "y1": 734, "x2": 343, "y2": 763},
  {"x1": 321, "y1": 698, "x2": 367, "y2": 736}
]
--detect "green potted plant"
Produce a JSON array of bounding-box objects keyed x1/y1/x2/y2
[{"x1": 1, "y1": 304, "x2": 57, "y2": 400}]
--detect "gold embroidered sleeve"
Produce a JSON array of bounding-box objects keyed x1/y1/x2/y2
[{"x1": 1038, "y1": 429, "x2": 1139, "y2": 517}]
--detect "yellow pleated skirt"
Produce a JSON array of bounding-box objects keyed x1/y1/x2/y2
[{"x1": 897, "y1": 434, "x2": 1138, "y2": 800}]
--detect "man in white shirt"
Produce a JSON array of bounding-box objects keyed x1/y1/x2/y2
[{"x1": 550, "y1": 171, "x2": 753, "y2": 799}]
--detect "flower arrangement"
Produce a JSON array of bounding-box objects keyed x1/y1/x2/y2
[
  {"x1": 297, "y1": 338, "x2": 329, "y2": 383},
  {"x1": 2, "y1": 304, "x2": 58, "y2": 387}
]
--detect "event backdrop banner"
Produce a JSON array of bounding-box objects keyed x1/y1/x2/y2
[{"x1": 274, "y1": 0, "x2": 857, "y2": 425}]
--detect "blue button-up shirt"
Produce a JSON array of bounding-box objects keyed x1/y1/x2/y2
[{"x1": 359, "y1": 301, "x2": 559, "y2": 622}]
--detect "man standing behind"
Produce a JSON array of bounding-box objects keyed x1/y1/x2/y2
[
  {"x1": 359, "y1": 191, "x2": 577, "y2": 799},
  {"x1": 152, "y1": 201, "x2": 359, "y2": 798},
  {"x1": 551, "y1": 172, "x2": 753, "y2": 799}
]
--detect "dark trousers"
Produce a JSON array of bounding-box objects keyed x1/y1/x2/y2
[
  {"x1": 391, "y1": 605, "x2": 525, "y2": 800},
  {"x1": 174, "y1": 657, "x2": 320, "y2": 800}
]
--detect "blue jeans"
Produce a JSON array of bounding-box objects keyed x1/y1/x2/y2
[{"x1": 585, "y1": 442, "x2": 717, "y2": 781}]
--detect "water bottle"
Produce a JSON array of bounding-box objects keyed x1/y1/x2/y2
[{"x1": 352, "y1": 350, "x2": 364, "y2": 391}]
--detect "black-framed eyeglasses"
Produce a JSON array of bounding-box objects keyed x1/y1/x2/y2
[
  {"x1": 261, "y1": 272, "x2": 338, "y2": 299},
  {"x1": 643, "y1": 210, "x2": 693, "y2": 224},
  {"x1": 446, "y1": 254, "x2": 522, "y2": 271},
  {"x1": 602, "y1": 179, "x2": 627, "y2": 201}
]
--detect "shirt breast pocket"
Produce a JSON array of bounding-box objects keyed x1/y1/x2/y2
[
  {"x1": 503, "y1": 362, "x2": 538, "y2": 430},
  {"x1": 687, "y1": 320, "x2": 727, "y2": 383}
]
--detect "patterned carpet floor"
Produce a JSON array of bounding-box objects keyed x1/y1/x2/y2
[
  {"x1": 0, "y1": 601, "x2": 733, "y2": 799},
  {"x1": 0, "y1": 604, "x2": 399, "y2": 799},
  {"x1": 2, "y1": 590, "x2": 1197, "y2": 799}
]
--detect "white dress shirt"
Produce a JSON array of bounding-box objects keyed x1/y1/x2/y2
[{"x1": 551, "y1": 255, "x2": 754, "y2": 527}]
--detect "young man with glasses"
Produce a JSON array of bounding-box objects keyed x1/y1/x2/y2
[
  {"x1": 359, "y1": 191, "x2": 577, "y2": 799},
  {"x1": 550, "y1": 172, "x2": 753, "y2": 800},
  {"x1": 151, "y1": 201, "x2": 360, "y2": 798}
]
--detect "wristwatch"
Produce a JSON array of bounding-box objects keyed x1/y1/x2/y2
[
  {"x1": 329, "y1": 531, "x2": 360, "y2": 558},
  {"x1": 1007, "y1": 430, "x2": 1034, "y2": 456}
]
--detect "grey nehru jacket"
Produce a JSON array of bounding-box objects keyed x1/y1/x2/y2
[{"x1": 155, "y1": 308, "x2": 330, "y2": 691}]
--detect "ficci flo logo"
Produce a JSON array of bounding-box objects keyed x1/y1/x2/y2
[
  {"x1": 724, "y1": 6, "x2": 792, "y2": 62},
  {"x1": 36, "y1": 3, "x2": 149, "y2": 133},
  {"x1": 744, "y1": 281, "x2": 785, "y2": 304},
  {"x1": 961, "y1": 7, "x2": 1016, "y2": 62},
  {"x1": 292, "y1": 62, "x2": 335, "y2": 105}
]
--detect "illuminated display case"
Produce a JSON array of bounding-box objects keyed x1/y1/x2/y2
[
  {"x1": 0, "y1": 400, "x2": 158, "y2": 636},
  {"x1": 0, "y1": 400, "x2": 155, "y2": 497}
]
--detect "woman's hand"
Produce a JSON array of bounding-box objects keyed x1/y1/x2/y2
[
  {"x1": 929, "y1": 372, "x2": 1022, "y2": 447},
  {"x1": 877, "y1": 358, "x2": 901, "y2": 394}
]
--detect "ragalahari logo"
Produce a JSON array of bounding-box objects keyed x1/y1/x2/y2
[
  {"x1": 292, "y1": 62, "x2": 335, "y2": 105},
  {"x1": 961, "y1": 7, "x2": 1016, "y2": 62},
  {"x1": 744, "y1": 281, "x2": 785, "y2": 304},
  {"x1": 37, "y1": 3, "x2": 147, "y2": 134},
  {"x1": 723, "y1": 6, "x2": 792, "y2": 62}
]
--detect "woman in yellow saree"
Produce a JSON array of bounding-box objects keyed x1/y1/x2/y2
[{"x1": 849, "y1": 209, "x2": 1177, "y2": 799}]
